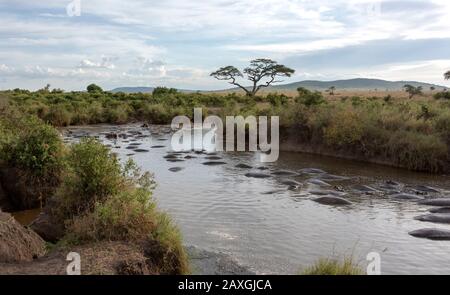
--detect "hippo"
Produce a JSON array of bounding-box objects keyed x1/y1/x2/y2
[
  {"x1": 205, "y1": 156, "x2": 222, "y2": 160},
  {"x1": 412, "y1": 185, "x2": 440, "y2": 193},
  {"x1": 309, "y1": 189, "x2": 346, "y2": 197},
  {"x1": 168, "y1": 167, "x2": 184, "y2": 173},
  {"x1": 235, "y1": 164, "x2": 252, "y2": 169},
  {"x1": 105, "y1": 133, "x2": 118, "y2": 139},
  {"x1": 245, "y1": 172, "x2": 271, "y2": 179},
  {"x1": 167, "y1": 159, "x2": 184, "y2": 162},
  {"x1": 415, "y1": 213, "x2": 450, "y2": 224},
  {"x1": 391, "y1": 193, "x2": 424, "y2": 201},
  {"x1": 151, "y1": 145, "x2": 165, "y2": 148},
  {"x1": 271, "y1": 170, "x2": 298, "y2": 176},
  {"x1": 313, "y1": 196, "x2": 352, "y2": 206},
  {"x1": 184, "y1": 155, "x2": 197, "y2": 159},
  {"x1": 419, "y1": 199, "x2": 450, "y2": 207},
  {"x1": 299, "y1": 168, "x2": 326, "y2": 175},
  {"x1": 378, "y1": 184, "x2": 400, "y2": 192},
  {"x1": 202, "y1": 161, "x2": 227, "y2": 166},
  {"x1": 409, "y1": 228, "x2": 450, "y2": 240},
  {"x1": 261, "y1": 189, "x2": 285, "y2": 195},
  {"x1": 429, "y1": 207, "x2": 450, "y2": 214},
  {"x1": 307, "y1": 179, "x2": 331, "y2": 187},
  {"x1": 164, "y1": 154, "x2": 179, "y2": 159},
  {"x1": 134, "y1": 149, "x2": 150, "y2": 153},
  {"x1": 280, "y1": 179, "x2": 301, "y2": 187},
  {"x1": 257, "y1": 166, "x2": 269, "y2": 170},
  {"x1": 352, "y1": 185, "x2": 379, "y2": 193},
  {"x1": 319, "y1": 174, "x2": 350, "y2": 181}
]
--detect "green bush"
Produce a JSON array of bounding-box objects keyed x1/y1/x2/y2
[
  {"x1": 434, "y1": 91, "x2": 450, "y2": 100},
  {"x1": 57, "y1": 139, "x2": 189, "y2": 274},
  {"x1": 323, "y1": 108, "x2": 364, "y2": 148},
  {"x1": 0, "y1": 115, "x2": 65, "y2": 178},
  {"x1": 386, "y1": 130, "x2": 448, "y2": 172},
  {"x1": 51, "y1": 138, "x2": 124, "y2": 220},
  {"x1": 267, "y1": 93, "x2": 289, "y2": 106},
  {"x1": 296, "y1": 87, "x2": 325, "y2": 107}
]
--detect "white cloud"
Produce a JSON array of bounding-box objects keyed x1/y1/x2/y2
[
  {"x1": 0, "y1": 0, "x2": 449, "y2": 89},
  {"x1": 78, "y1": 56, "x2": 117, "y2": 69}
]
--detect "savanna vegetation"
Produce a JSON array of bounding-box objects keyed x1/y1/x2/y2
[{"x1": 1, "y1": 79, "x2": 449, "y2": 173}]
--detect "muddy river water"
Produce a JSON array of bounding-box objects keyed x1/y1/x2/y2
[{"x1": 54, "y1": 124, "x2": 450, "y2": 274}]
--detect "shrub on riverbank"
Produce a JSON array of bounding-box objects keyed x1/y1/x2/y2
[
  {"x1": 0, "y1": 114, "x2": 65, "y2": 209},
  {"x1": 287, "y1": 94, "x2": 449, "y2": 173},
  {"x1": 52, "y1": 138, "x2": 189, "y2": 274},
  {"x1": 301, "y1": 257, "x2": 364, "y2": 275},
  {"x1": 0, "y1": 112, "x2": 189, "y2": 274}
]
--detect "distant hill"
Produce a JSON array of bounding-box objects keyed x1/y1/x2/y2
[
  {"x1": 110, "y1": 86, "x2": 196, "y2": 94},
  {"x1": 268, "y1": 78, "x2": 446, "y2": 91},
  {"x1": 110, "y1": 87, "x2": 155, "y2": 93},
  {"x1": 110, "y1": 78, "x2": 446, "y2": 94}
]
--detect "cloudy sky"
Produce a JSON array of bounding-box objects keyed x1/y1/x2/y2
[{"x1": 1, "y1": 0, "x2": 450, "y2": 90}]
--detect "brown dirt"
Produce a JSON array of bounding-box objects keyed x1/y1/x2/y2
[
  {"x1": 0, "y1": 210, "x2": 46, "y2": 263},
  {"x1": 0, "y1": 241, "x2": 162, "y2": 275},
  {"x1": 29, "y1": 211, "x2": 65, "y2": 243}
]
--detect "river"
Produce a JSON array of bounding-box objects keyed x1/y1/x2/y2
[{"x1": 58, "y1": 123, "x2": 450, "y2": 275}]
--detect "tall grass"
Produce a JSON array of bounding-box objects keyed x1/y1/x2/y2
[{"x1": 301, "y1": 257, "x2": 364, "y2": 275}]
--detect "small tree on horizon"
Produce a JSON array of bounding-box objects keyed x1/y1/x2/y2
[
  {"x1": 327, "y1": 86, "x2": 336, "y2": 95},
  {"x1": 445, "y1": 71, "x2": 450, "y2": 80},
  {"x1": 210, "y1": 59, "x2": 295, "y2": 97},
  {"x1": 403, "y1": 84, "x2": 423, "y2": 99}
]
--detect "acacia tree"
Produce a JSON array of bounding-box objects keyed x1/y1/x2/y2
[
  {"x1": 210, "y1": 59, "x2": 295, "y2": 97},
  {"x1": 403, "y1": 84, "x2": 423, "y2": 99},
  {"x1": 445, "y1": 71, "x2": 450, "y2": 80},
  {"x1": 327, "y1": 86, "x2": 336, "y2": 95}
]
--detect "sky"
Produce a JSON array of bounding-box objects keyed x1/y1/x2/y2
[{"x1": 0, "y1": 0, "x2": 450, "y2": 91}]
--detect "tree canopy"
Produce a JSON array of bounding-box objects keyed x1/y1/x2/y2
[
  {"x1": 445, "y1": 71, "x2": 450, "y2": 80},
  {"x1": 211, "y1": 59, "x2": 295, "y2": 97},
  {"x1": 403, "y1": 84, "x2": 423, "y2": 99},
  {"x1": 87, "y1": 84, "x2": 103, "y2": 93}
]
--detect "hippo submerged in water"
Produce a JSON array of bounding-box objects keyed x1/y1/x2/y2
[
  {"x1": 415, "y1": 214, "x2": 450, "y2": 224},
  {"x1": 245, "y1": 172, "x2": 271, "y2": 179},
  {"x1": 409, "y1": 228, "x2": 450, "y2": 240},
  {"x1": 313, "y1": 196, "x2": 352, "y2": 206},
  {"x1": 419, "y1": 198, "x2": 450, "y2": 206}
]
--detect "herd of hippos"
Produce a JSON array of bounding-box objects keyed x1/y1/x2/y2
[{"x1": 63, "y1": 124, "x2": 450, "y2": 242}]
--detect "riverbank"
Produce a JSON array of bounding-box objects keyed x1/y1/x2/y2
[
  {"x1": 0, "y1": 113, "x2": 189, "y2": 275},
  {"x1": 279, "y1": 138, "x2": 450, "y2": 175}
]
